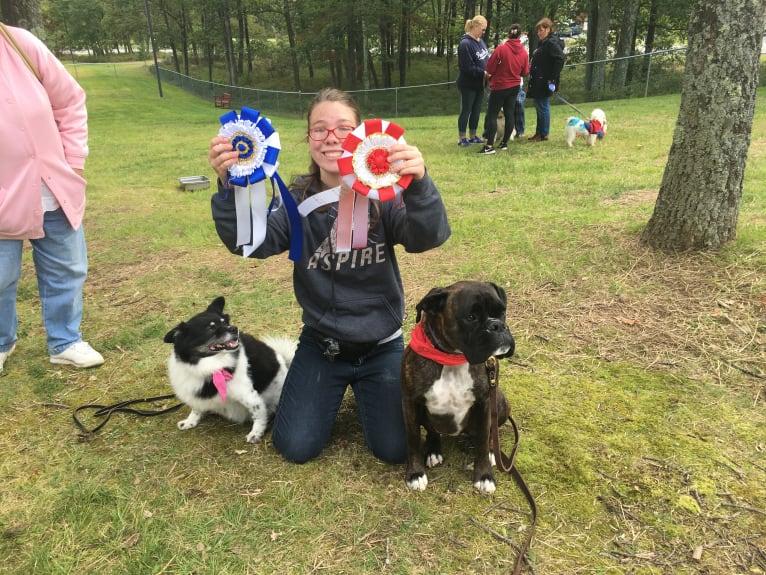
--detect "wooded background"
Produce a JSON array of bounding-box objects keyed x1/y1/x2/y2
[
  {"x1": 3, "y1": 0, "x2": 764, "y2": 251},
  {"x1": 2, "y1": 0, "x2": 692, "y2": 98}
]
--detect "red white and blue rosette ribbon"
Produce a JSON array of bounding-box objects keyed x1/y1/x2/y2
[
  {"x1": 218, "y1": 107, "x2": 302, "y2": 261},
  {"x1": 330, "y1": 119, "x2": 412, "y2": 252}
]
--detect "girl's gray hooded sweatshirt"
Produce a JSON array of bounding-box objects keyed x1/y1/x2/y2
[{"x1": 211, "y1": 173, "x2": 450, "y2": 343}]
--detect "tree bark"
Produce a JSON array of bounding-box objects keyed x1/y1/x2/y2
[
  {"x1": 217, "y1": 1, "x2": 237, "y2": 85},
  {"x1": 158, "y1": 0, "x2": 181, "y2": 73},
  {"x1": 398, "y1": 0, "x2": 410, "y2": 86},
  {"x1": 641, "y1": 0, "x2": 766, "y2": 251},
  {"x1": 0, "y1": 0, "x2": 42, "y2": 31},
  {"x1": 282, "y1": 0, "x2": 301, "y2": 91},
  {"x1": 611, "y1": 0, "x2": 640, "y2": 91},
  {"x1": 379, "y1": 19, "x2": 394, "y2": 88},
  {"x1": 641, "y1": 0, "x2": 659, "y2": 79},
  {"x1": 236, "y1": 0, "x2": 244, "y2": 76},
  {"x1": 585, "y1": 0, "x2": 611, "y2": 95}
]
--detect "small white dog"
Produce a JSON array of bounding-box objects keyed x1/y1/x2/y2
[{"x1": 565, "y1": 108, "x2": 607, "y2": 147}]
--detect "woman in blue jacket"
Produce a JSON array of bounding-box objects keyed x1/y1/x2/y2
[{"x1": 456, "y1": 15, "x2": 489, "y2": 146}]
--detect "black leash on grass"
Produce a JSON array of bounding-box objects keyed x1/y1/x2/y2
[
  {"x1": 72, "y1": 394, "x2": 182, "y2": 440},
  {"x1": 486, "y1": 356, "x2": 538, "y2": 575}
]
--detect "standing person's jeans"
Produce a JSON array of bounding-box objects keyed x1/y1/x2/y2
[
  {"x1": 0, "y1": 208, "x2": 88, "y2": 356},
  {"x1": 534, "y1": 96, "x2": 551, "y2": 137},
  {"x1": 457, "y1": 86, "x2": 485, "y2": 137},
  {"x1": 515, "y1": 89, "x2": 526, "y2": 136},
  {"x1": 272, "y1": 327, "x2": 407, "y2": 464},
  {"x1": 484, "y1": 86, "x2": 520, "y2": 146}
]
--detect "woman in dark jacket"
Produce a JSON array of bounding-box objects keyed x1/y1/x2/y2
[{"x1": 526, "y1": 18, "x2": 565, "y2": 141}]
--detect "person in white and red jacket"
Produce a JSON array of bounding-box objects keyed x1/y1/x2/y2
[
  {"x1": 479, "y1": 23, "x2": 531, "y2": 154},
  {"x1": 0, "y1": 23, "x2": 104, "y2": 372}
]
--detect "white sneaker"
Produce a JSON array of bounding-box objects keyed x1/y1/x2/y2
[
  {"x1": 0, "y1": 344, "x2": 16, "y2": 373},
  {"x1": 50, "y1": 342, "x2": 104, "y2": 368}
]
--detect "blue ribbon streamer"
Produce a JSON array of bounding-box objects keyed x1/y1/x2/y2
[
  {"x1": 218, "y1": 107, "x2": 303, "y2": 262},
  {"x1": 272, "y1": 172, "x2": 303, "y2": 262}
]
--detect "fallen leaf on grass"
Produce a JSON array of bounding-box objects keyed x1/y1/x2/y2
[{"x1": 121, "y1": 532, "x2": 140, "y2": 549}]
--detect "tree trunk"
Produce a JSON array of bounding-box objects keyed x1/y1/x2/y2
[
  {"x1": 463, "y1": 0, "x2": 475, "y2": 23},
  {"x1": 236, "y1": 1, "x2": 244, "y2": 76},
  {"x1": 158, "y1": 0, "x2": 181, "y2": 73},
  {"x1": 611, "y1": 0, "x2": 639, "y2": 91},
  {"x1": 201, "y1": 11, "x2": 213, "y2": 82},
  {"x1": 180, "y1": 0, "x2": 190, "y2": 76},
  {"x1": 641, "y1": 0, "x2": 766, "y2": 251},
  {"x1": 282, "y1": 0, "x2": 301, "y2": 91},
  {"x1": 398, "y1": 0, "x2": 410, "y2": 86},
  {"x1": 379, "y1": 20, "x2": 394, "y2": 88},
  {"x1": 346, "y1": 7, "x2": 360, "y2": 89},
  {"x1": 434, "y1": 0, "x2": 444, "y2": 57},
  {"x1": 642, "y1": 0, "x2": 659, "y2": 78},
  {"x1": 444, "y1": 0, "x2": 457, "y2": 83},
  {"x1": 367, "y1": 48, "x2": 378, "y2": 88},
  {"x1": 586, "y1": 0, "x2": 611, "y2": 95},
  {"x1": 484, "y1": 0, "x2": 493, "y2": 44},
  {"x1": 362, "y1": 17, "x2": 369, "y2": 90},
  {"x1": 244, "y1": 8, "x2": 252, "y2": 74},
  {"x1": 0, "y1": 0, "x2": 42, "y2": 31},
  {"x1": 584, "y1": 1, "x2": 596, "y2": 88},
  {"x1": 217, "y1": 2, "x2": 237, "y2": 85}
]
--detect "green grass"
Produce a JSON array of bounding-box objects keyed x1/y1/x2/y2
[{"x1": 0, "y1": 61, "x2": 764, "y2": 574}]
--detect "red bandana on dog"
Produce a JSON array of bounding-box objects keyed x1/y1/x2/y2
[
  {"x1": 409, "y1": 323, "x2": 468, "y2": 365},
  {"x1": 212, "y1": 368, "x2": 233, "y2": 403}
]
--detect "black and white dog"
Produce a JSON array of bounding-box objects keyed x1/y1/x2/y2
[{"x1": 163, "y1": 296, "x2": 295, "y2": 443}]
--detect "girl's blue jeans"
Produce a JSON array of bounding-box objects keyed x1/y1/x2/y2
[{"x1": 272, "y1": 327, "x2": 407, "y2": 464}]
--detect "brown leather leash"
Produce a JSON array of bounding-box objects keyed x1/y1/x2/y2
[{"x1": 486, "y1": 356, "x2": 538, "y2": 575}]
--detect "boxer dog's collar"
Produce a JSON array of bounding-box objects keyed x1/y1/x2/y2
[{"x1": 409, "y1": 323, "x2": 468, "y2": 365}]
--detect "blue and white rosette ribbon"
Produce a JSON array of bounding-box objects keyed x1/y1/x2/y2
[{"x1": 218, "y1": 107, "x2": 302, "y2": 261}]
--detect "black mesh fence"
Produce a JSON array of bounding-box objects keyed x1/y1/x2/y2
[{"x1": 156, "y1": 47, "x2": 705, "y2": 118}]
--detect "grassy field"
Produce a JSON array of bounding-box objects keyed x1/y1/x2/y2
[{"x1": 1, "y1": 61, "x2": 764, "y2": 574}]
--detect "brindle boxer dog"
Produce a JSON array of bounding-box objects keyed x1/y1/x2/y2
[{"x1": 401, "y1": 281, "x2": 514, "y2": 494}]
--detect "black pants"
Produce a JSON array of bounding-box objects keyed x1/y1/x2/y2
[{"x1": 484, "y1": 86, "x2": 520, "y2": 146}]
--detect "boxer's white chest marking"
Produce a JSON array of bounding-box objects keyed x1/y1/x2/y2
[{"x1": 424, "y1": 364, "x2": 475, "y2": 433}]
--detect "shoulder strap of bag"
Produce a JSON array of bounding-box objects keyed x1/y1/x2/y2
[{"x1": 0, "y1": 22, "x2": 42, "y2": 83}]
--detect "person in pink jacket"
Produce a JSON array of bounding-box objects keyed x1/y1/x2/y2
[
  {"x1": 477, "y1": 24, "x2": 530, "y2": 155},
  {"x1": 0, "y1": 23, "x2": 103, "y2": 372}
]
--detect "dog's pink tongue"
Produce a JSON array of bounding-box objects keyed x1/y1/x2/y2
[{"x1": 212, "y1": 369, "x2": 233, "y2": 403}]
